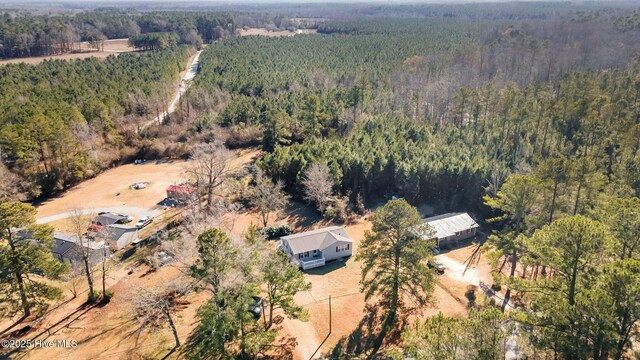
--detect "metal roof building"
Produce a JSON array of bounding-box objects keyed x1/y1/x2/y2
[{"x1": 423, "y1": 212, "x2": 479, "y2": 248}]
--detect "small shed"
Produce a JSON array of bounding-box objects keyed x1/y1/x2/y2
[
  {"x1": 423, "y1": 212, "x2": 479, "y2": 249},
  {"x1": 166, "y1": 184, "x2": 195, "y2": 203}
]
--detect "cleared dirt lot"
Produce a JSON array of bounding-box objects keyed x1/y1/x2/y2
[
  {"x1": 35, "y1": 160, "x2": 190, "y2": 221},
  {"x1": 0, "y1": 39, "x2": 134, "y2": 66},
  {"x1": 238, "y1": 28, "x2": 317, "y2": 37},
  {"x1": 35, "y1": 148, "x2": 257, "y2": 224}
]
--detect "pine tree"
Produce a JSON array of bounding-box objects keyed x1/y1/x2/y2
[
  {"x1": 262, "y1": 250, "x2": 311, "y2": 329},
  {"x1": 0, "y1": 201, "x2": 68, "y2": 317},
  {"x1": 357, "y1": 199, "x2": 436, "y2": 357}
]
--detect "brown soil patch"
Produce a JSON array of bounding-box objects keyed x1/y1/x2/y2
[{"x1": 35, "y1": 160, "x2": 191, "y2": 219}]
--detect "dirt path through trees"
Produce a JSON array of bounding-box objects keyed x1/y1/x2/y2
[{"x1": 141, "y1": 49, "x2": 202, "y2": 130}]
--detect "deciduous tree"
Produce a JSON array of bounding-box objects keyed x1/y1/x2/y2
[
  {"x1": 249, "y1": 168, "x2": 289, "y2": 227},
  {"x1": 187, "y1": 141, "x2": 232, "y2": 212},
  {"x1": 301, "y1": 163, "x2": 335, "y2": 213},
  {"x1": 131, "y1": 283, "x2": 188, "y2": 348},
  {"x1": 67, "y1": 208, "x2": 98, "y2": 303}
]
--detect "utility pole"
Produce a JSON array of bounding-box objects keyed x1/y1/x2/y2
[{"x1": 309, "y1": 295, "x2": 331, "y2": 360}]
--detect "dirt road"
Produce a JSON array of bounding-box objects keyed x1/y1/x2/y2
[{"x1": 142, "y1": 49, "x2": 202, "y2": 130}]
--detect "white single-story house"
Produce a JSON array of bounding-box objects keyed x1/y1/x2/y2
[
  {"x1": 423, "y1": 212, "x2": 479, "y2": 249},
  {"x1": 279, "y1": 226, "x2": 354, "y2": 270},
  {"x1": 53, "y1": 231, "x2": 107, "y2": 267}
]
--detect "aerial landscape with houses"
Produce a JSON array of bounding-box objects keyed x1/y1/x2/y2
[{"x1": 1, "y1": 1, "x2": 640, "y2": 360}]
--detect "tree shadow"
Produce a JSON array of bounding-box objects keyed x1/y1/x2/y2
[
  {"x1": 304, "y1": 258, "x2": 348, "y2": 276},
  {"x1": 327, "y1": 302, "x2": 385, "y2": 359},
  {"x1": 263, "y1": 333, "x2": 298, "y2": 360},
  {"x1": 327, "y1": 300, "x2": 412, "y2": 359},
  {"x1": 75, "y1": 319, "x2": 133, "y2": 345},
  {"x1": 3, "y1": 302, "x2": 99, "y2": 358},
  {"x1": 161, "y1": 346, "x2": 178, "y2": 360},
  {"x1": 0, "y1": 314, "x2": 29, "y2": 337},
  {"x1": 283, "y1": 202, "x2": 322, "y2": 230}
]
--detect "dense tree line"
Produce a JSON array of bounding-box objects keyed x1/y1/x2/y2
[
  {"x1": 187, "y1": 12, "x2": 640, "y2": 213},
  {"x1": 129, "y1": 32, "x2": 179, "y2": 51},
  {"x1": 0, "y1": 10, "x2": 233, "y2": 59},
  {"x1": 258, "y1": 64, "x2": 640, "y2": 211},
  {"x1": 0, "y1": 47, "x2": 191, "y2": 196}
]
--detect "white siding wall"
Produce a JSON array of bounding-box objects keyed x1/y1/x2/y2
[{"x1": 322, "y1": 240, "x2": 352, "y2": 261}]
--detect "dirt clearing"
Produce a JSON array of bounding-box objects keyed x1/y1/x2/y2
[
  {"x1": 0, "y1": 39, "x2": 134, "y2": 66},
  {"x1": 35, "y1": 160, "x2": 191, "y2": 220},
  {"x1": 238, "y1": 28, "x2": 317, "y2": 37},
  {"x1": 274, "y1": 217, "x2": 477, "y2": 360}
]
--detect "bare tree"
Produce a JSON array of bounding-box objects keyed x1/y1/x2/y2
[
  {"x1": 484, "y1": 162, "x2": 509, "y2": 199},
  {"x1": 187, "y1": 141, "x2": 232, "y2": 211},
  {"x1": 249, "y1": 168, "x2": 289, "y2": 227},
  {"x1": 0, "y1": 163, "x2": 28, "y2": 201},
  {"x1": 93, "y1": 226, "x2": 111, "y2": 300},
  {"x1": 62, "y1": 267, "x2": 85, "y2": 299},
  {"x1": 67, "y1": 207, "x2": 97, "y2": 303},
  {"x1": 301, "y1": 163, "x2": 335, "y2": 213},
  {"x1": 130, "y1": 283, "x2": 188, "y2": 348}
]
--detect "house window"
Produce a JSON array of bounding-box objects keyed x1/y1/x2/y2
[
  {"x1": 304, "y1": 251, "x2": 309, "y2": 258},
  {"x1": 336, "y1": 244, "x2": 350, "y2": 252},
  {"x1": 313, "y1": 250, "x2": 318, "y2": 254}
]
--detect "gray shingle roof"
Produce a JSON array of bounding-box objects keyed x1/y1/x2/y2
[
  {"x1": 53, "y1": 231, "x2": 105, "y2": 252},
  {"x1": 281, "y1": 226, "x2": 353, "y2": 254},
  {"x1": 95, "y1": 213, "x2": 126, "y2": 225},
  {"x1": 105, "y1": 224, "x2": 137, "y2": 241}
]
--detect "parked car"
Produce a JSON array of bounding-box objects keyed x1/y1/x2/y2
[
  {"x1": 428, "y1": 259, "x2": 446, "y2": 273},
  {"x1": 116, "y1": 213, "x2": 134, "y2": 222},
  {"x1": 136, "y1": 216, "x2": 152, "y2": 229},
  {"x1": 249, "y1": 296, "x2": 266, "y2": 319},
  {"x1": 160, "y1": 198, "x2": 179, "y2": 207},
  {"x1": 217, "y1": 294, "x2": 266, "y2": 320}
]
